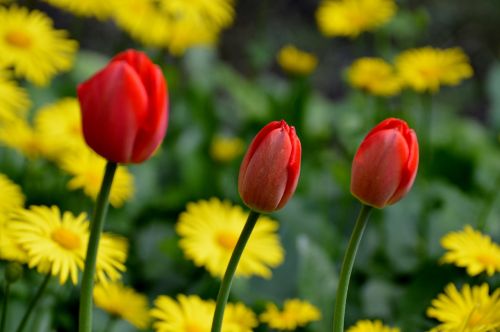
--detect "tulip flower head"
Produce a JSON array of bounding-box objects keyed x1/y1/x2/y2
[
  {"x1": 77, "y1": 49, "x2": 168, "y2": 164},
  {"x1": 350, "y1": 118, "x2": 418, "y2": 208},
  {"x1": 238, "y1": 120, "x2": 301, "y2": 213}
]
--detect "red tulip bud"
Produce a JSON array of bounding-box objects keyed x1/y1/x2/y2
[
  {"x1": 238, "y1": 120, "x2": 302, "y2": 213},
  {"x1": 77, "y1": 49, "x2": 168, "y2": 163},
  {"x1": 351, "y1": 118, "x2": 419, "y2": 208}
]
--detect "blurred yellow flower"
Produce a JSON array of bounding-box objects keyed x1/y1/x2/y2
[
  {"x1": 111, "y1": 0, "x2": 171, "y2": 48},
  {"x1": 58, "y1": 147, "x2": 134, "y2": 208},
  {"x1": 0, "y1": 173, "x2": 25, "y2": 213},
  {"x1": 150, "y1": 294, "x2": 257, "y2": 332},
  {"x1": 0, "y1": 5, "x2": 78, "y2": 86},
  {"x1": 210, "y1": 135, "x2": 245, "y2": 163},
  {"x1": 260, "y1": 299, "x2": 321, "y2": 330},
  {"x1": 440, "y1": 225, "x2": 500, "y2": 277},
  {"x1": 277, "y1": 45, "x2": 318, "y2": 76},
  {"x1": 34, "y1": 98, "x2": 86, "y2": 161},
  {"x1": 158, "y1": 0, "x2": 235, "y2": 29},
  {"x1": 176, "y1": 198, "x2": 284, "y2": 278},
  {"x1": 347, "y1": 320, "x2": 400, "y2": 332},
  {"x1": 395, "y1": 47, "x2": 473, "y2": 93},
  {"x1": 41, "y1": 0, "x2": 114, "y2": 20},
  {"x1": 95, "y1": 232, "x2": 128, "y2": 284},
  {"x1": 0, "y1": 214, "x2": 29, "y2": 264},
  {"x1": 427, "y1": 283, "x2": 500, "y2": 332},
  {"x1": 347, "y1": 57, "x2": 402, "y2": 96},
  {"x1": 94, "y1": 282, "x2": 150, "y2": 329},
  {"x1": 10, "y1": 205, "x2": 88, "y2": 285},
  {"x1": 0, "y1": 117, "x2": 48, "y2": 159},
  {"x1": 316, "y1": 0, "x2": 396, "y2": 38},
  {"x1": 0, "y1": 70, "x2": 30, "y2": 122}
]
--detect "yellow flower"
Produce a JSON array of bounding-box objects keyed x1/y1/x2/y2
[
  {"x1": 316, "y1": 0, "x2": 396, "y2": 38},
  {"x1": 440, "y1": 225, "x2": 500, "y2": 277},
  {"x1": 150, "y1": 294, "x2": 257, "y2": 332},
  {"x1": 0, "y1": 214, "x2": 29, "y2": 264},
  {"x1": 347, "y1": 320, "x2": 400, "y2": 332},
  {"x1": 277, "y1": 45, "x2": 318, "y2": 76},
  {"x1": 34, "y1": 98, "x2": 86, "y2": 161},
  {"x1": 0, "y1": 70, "x2": 30, "y2": 122},
  {"x1": 58, "y1": 147, "x2": 134, "y2": 208},
  {"x1": 260, "y1": 299, "x2": 322, "y2": 330},
  {"x1": 41, "y1": 0, "x2": 114, "y2": 20},
  {"x1": 10, "y1": 205, "x2": 88, "y2": 285},
  {"x1": 0, "y1": 117, "x2": 48, "y2": 159},
  {"x1": 347, "y1": 57, "x2": 402, "y2": 96},
  {"x1": 210, "y1": 135, "x2": 245, "y2": 163},
  {"x1": 94, "y1": 282, "x2": 150, "y2": 329},
  {"x1": 176, "y1": 198, "x2": 284, "y2": 278},
  {"x1": 158, "y1": 0, "x2": 235, "y2": 29},
  {"x1": 0, "y1": 173, "x2": 25, "y2": 213},
  {"x1": 9, "y1": 205, "x2": 128, "y2": 284},
  {"x1": 395, "y1": 47, "x2": 473, "y2": 93},
  {"x1": 111, "y1": 0, "x2": 171, "y2": 48},
  {"x1": 0, "y1": 6, "x2": 78, "y2": 86},
  {"x1": 427, "y1": 283, "x2": 500, "y2": 332},
  {"x1": 95, "y1": 233, "x2": 128, "y2": 284}
]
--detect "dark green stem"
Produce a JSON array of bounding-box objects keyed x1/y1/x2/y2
[
  {"x1": 15, "y1": 273, "x2": 51, "y2": 332},
  {"x1": 211, "y1": 210, "x2": 260, "y2": 332},
  {"x1": 0, "y1": 282, "x2": 10, "y2": 332},
  {"x1": 333, "y1": 204, "x2": 373, "y2": 332},
  {"x1": 79, "y1": 161, "x2": 117, "y2": 332}
]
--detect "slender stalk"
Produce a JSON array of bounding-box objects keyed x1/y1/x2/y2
[
  {"x1": 16, "y1": 273, "x2": 51, "y2": 332},
  {"x1": 79, "y1": 161, "x2": 117, "y2": 332},
  {"x1": 333, "y1": 204, "x2": 373, "y2": 332},
  {"x1": 211, "y1": 210, "x2": 260, "y2": 332},
  {"x1": 0, "y1": 283, "x2": 10, "y2": 332}
]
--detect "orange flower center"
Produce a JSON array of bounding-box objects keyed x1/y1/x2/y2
[
  {"x1": 51, "y1": 228, "x2": 81, "y2": 250},
  {"x1": 476, "y1": 253, "x2": 498, "y2": 267},
  {"x1": 185, "y1": 323, "x2": 204, "y2": 332},
  {"x1": 216, "y1": 231, "x2": 238, "y2": 251},
  {"x1": 5, "y1": 30, "x2": 32, "y2": 49}
]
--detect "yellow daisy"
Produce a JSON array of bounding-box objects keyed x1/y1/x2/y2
[
  {"x1": 0, "y1": 117, "x2": 48, "y2": 159},
  {"x1": 427, "y1": 283, "x2": 500, "y2": 332},
  {"x1": 0, "y1": 5, "x2": 78, "y2": 86},
  {"x1": 210, "y1": 135, "x2": 245, "y2": 163},
  {"x1": 150, "y1": 294, "x2": 257, "y2": 332},
  {"x1": 316, "y1": 0, "x2": 396, "y2": 38},
  {"x1": 95, "y1": 232, "x2": 128, "y2": 284},
  {"x1": 259, "y1": 299, "x2": 322, "y2": 330},
  {"x1": 347, "y1": 57, "x2": 402, "y2": 96},
  {"x1": 0, "y1": 173, "x2": 25, "y2": 213},
  {"x1": 111, "y1": 0, "x2": 171, "y2": 48},
  {"x1": 347, "y1": 320, "x2": 400, "y2": 332},
  {"x1": 34, "y1": 98, "x2": 86, "y2": 161},
  {"x1": 41, "y1": 0, "x2": 114, "y2": 20},
  {"x1": 395, "y1": 47, "x2": 473, "y2": 93},
  {"x1": 0, "y1": 214, "x2": 29, "y2": 263},
  {"x1": 10, "y1": 205, "x2": 88, "y2": 285},
  {"x1": 57, "y1": 147, "x2": 135, "y2": 208},
  {"x1": 277, "y1": 45, "x2": 318, "y2": 76},
  {"x1": 440, "y1": 225, "x2": 500, "y2": 277},
  {"x1": 94, "y1": 282, "x2": 150, "y2": 329},
  {"x1": 0, "y1": 70, "x2": 30, "y2": 122},
  {"x1": 158, "y1": 0, "x2": 235, "y2": 29},
  {"x1": 176, "y1": 198, "x2": 284, "y2": 278}
]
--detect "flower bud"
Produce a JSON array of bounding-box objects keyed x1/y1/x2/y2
[
  {"x1": 77, "y1": 49, "x2": 168, "y2": 163},
  {"x1": 351, "y1": 118, "x2": 419, "y2": 208},
  {"x1": 238, "y1": 120, "x2": 301, "y2": 213}
]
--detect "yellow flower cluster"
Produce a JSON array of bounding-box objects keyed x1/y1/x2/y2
[
  {"x1": 347, "y1": 47, "x2": 473, "y2": 96},
  {"x1": 260, "y1": 299, "x2": 322, "y2": 330},
  {"x1": 277, "y1": 45, "x2": 318, "y2": 76}
]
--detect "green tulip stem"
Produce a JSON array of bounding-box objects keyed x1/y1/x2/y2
[
  {"x1": 211, "y1": 210, "x2": 260, "y2": 332},
  {"x1": 0, "y1": 282, "x2": 10, "y2": 332},
  {"x1": 79, "y1": 161, "x2": 117, "y2": 332},
  {"x1": 15, "y1": 273, "x2": 51, "y2": 332},
  {"x1": 333, "y1": 204, "x2": 373, "y2": 332}
]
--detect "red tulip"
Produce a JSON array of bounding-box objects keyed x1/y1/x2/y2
[
  {"x1": 351, "y1": 118, "x2": 419, "y2": 208},
  {"x1": 77, "y1": 49, "x2": 168, "y2": 163},
  {"x1": 238, "y1": 120, "x2": 301, "y2": 213}
]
